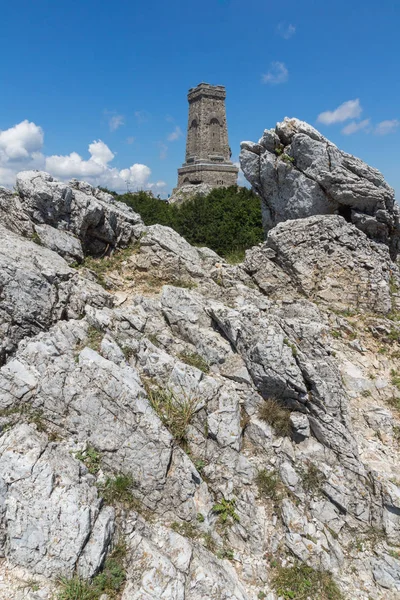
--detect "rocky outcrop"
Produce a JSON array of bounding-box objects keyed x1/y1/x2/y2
[
  {"x1": 0, "y1": 170, "x2": 400, "y2": 599},
  {"x1": 15, "y1": 171, "x2": 145, "y2": 259},
  {"x1": 168, "y1": 182, "x2": 213, "y2": 205},
  {"x1": 240, "y1": 118, "x2": 400, "y2": 258}
]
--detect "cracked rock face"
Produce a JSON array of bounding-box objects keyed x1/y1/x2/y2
[
  {"x1": 1, "y1": 170, "x2": 400, "y2": 599},
  {"x1": 240, "y1": 117, "x2": 400, "y2": 258}
]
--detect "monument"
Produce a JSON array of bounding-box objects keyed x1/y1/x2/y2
[{"x1": 175, "y1": 83, "x2": 238, "y2": 189}]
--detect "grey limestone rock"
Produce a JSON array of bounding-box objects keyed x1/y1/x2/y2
[
  {"x1": 16, "y1": 171, "x2": 145, "y2": 255},
  {"x1": 0, "y1": 424, "x2": 114, "y2": 578},
  {"x1": 240, "y1": 117, "x2": 400, "y2": 258}
]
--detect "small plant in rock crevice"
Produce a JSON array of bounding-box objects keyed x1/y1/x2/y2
[
  {"x1": 259, "y1": 398, "x2": 292, "y2": 437},
  {"x1": 212, "y1": 497, "x2": 240, "y2": 526},
  {"x1": 97, "y1": 474, "x2": 136, "y2": 508},
  {"x1": 271, "y1": 561, "x2": 343, "y2": 600},
  {"x1": 178, "y1": 350, "x2": 210, "y2": 374},
  {"x1": 298, "y1": 462, "x2": 326, "y2": 496},
  {"x1": 146, "y1": 385, "x2": 198, "y2": 447},
  {"x1": 75, "y1": 446, "x2": 101, "y2": 475},
  {"x1": 256, "y1": 468, "x2": 283, "y2": 502},
  {"x1": 57, "y1": 541, "x2": 127, "y2": 599}
]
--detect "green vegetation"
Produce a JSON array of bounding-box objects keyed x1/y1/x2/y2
[
  {"x1": 299, "y1": 463, "x2": 326, "y2": 496},
  {"x1": 79, "y1": 244, "x2": 136, "y2": 288},
  {"x1": 116, "y1": 186, "x2": 263, "y2": 259},
  {"x1": 216, "y1": 547, "x2": 234, "y2": 560},
  {"x1": 391, "y1": 369, "x2": 400, "y2": 391},
  {"x1": 146, "y1": 386, "x2": 197, "y2": 447},
  {"x1": 75, "y1": 446, "x2": 101, "y2": 475},
  {"x1": 272, "y1": 562, "x2": 343, "y2": 600},
  {"x1": 58, "y1": 542, "x2": 126, "y2": 599},
  {"x1": 98, "y1": 474, "x2": 136, "y2": 508},
  {"x1": 284, "y1": 338, "x2": 298, "y2": 357},
  {"x1": 212, "y1": 498, "x2": 240, "y2": 526},
  {"x1": 259, "y1": 398, "x2": 292, "y2": 437},
  {"x1": 256, "y1": 469, "x2": 282, "y2": 501},
  {"x1": 178, "y1": 350, "x2": 210, "y2": 374},
  {"x1": 171, "y1": 521, "x2": 199, "y2": 539},
  {"x1": 31, "y1": 231, "x2": 42, "y2": 245},
  {"x1": 0, "y1": 404, "x2": 48, "y2": 434}
]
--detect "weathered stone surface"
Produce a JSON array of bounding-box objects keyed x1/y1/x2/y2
[
  {"x1": 168, "y1": 182, "x2": 213, "y2": 205},
  {"x1": 0, "y1": 424, "x2": 114, "y2": 578},
  {"x1": 16, "y1": 171, "x2": 145, "y2": 255},
  {"x1": 0, "y1": 223, "x2": 111, "y2": 364},
  {"x1": 240, "y1": 117, "x2": 400, "y2": 257},
  {"x1": 34, "y1": 223, "x2": 84, "y2": 263},
  {"x1": 264, "y1": 215, "x2": 395, "y2": 313}
]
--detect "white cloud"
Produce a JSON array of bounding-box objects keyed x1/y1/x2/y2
[
  {"x1": 167, "y1": 126, "x2": 183, "y2": 141},
  {"x1": 374, "y1": 119, "x2": 399, "y2": 135},
  {"x1": 0, "y1": 120, "x2": 45, "y2": 186},
  {"x1": 134, "y1": 110, "x2": 150, "y2": 124},
  {"x1": 0, "y1": 119, "x2": 164, "y2": 193},
  {"x1": 341, "y1": 118, "x2": 371, "y2": 135},
  {"x1": 317, "y1": 99, "x2": 362, "y2": 125},
  {"x1": 0, "y1": 120, "x2": 44, "y2": 161},
  {"x1": 158, "y1": 143, "x2": 168, "y2": 160},
  {"x1": 262, "y1": 62, "x2": 288, "y2": 85},
  {"x1": 277, "y1": 22, "x2": 296, "y2": 39},
  {"x1": 109, "y1": 114, "x2": 125, "y2": 131}
]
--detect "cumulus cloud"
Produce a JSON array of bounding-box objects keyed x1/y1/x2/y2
[
  {"x1": 277, "y1": 23, "x2": 296, "y2": 39},
  {"x1": 341, "y1": 118, "x2": 371, "y2": 135},
  {"x1": 0, "y1": 120, "x2": 164, "y2": 193},
  {"x1": 317, "y1": 99, "x2": 362, "y2": 125},
  {"x1": 109, "y1": 114, "x2": 125, "y2": 131},
  {"x1": 167, "y1": 126, "x2": 183, "y2": 141},
  {"x1": 262, "y1": 62, "x2": 288, "y2": 85},
  {"x1": 0, "y1": 120, "x2": 45, "y2": 186},
  {"x1": 374, "y1": 119, "x2": 399, "y2": 135}
]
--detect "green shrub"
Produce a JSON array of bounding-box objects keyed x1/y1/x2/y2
[
  {"x1": 116, "y1": 186, "x2": 263, "y2": 259},
  {"x1": 272, "y1": 562, "x2": 343, "y2": 600},
  {"x1": 259, "y1": 399, "x2": 292, "y2": 437}
]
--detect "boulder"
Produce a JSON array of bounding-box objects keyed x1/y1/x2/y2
[
  {"x1": 168, "y1": 182, "x2": 213, "y2": 205},
  {"x1": 240, "y1": 117, "x2": 400, "y2": 258},
  {"x1": 16, "y1": 171, "x2": 145, "y2": 255}
]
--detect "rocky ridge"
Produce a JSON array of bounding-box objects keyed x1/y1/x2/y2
[
  {"x1": 0, "y1": 168, "x2": 400, "y2": 599},
  {"x1": 240, "y1": 118, "x2": 400, "y2": 259}
]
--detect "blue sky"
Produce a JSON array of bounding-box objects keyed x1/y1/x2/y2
[{"x1": 0, "y1": 0, "x2": 399, "y2": 196}]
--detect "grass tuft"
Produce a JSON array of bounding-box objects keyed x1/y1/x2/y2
[
  {"x1": 271, "y1": 562, "x2": 343, "y2": 600},
  {"x1": 178, "y1": 350, "x2": 210, "y2": 374},
  {"x1": 259, "y1": 398, "x2": 292, "y2": 437},
  {"x1": 146, "y1": 385, "x2": 198, "y2": 447}
]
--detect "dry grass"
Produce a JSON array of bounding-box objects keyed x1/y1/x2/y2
[{"x1": 259, "y1": 398, "x2": 292, "y2": 437}]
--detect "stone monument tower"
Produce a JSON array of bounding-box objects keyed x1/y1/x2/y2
[{"x1": 176, "y1": 83, "x2": 238, "y2": 189}]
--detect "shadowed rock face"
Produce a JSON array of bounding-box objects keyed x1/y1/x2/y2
[{"x1": 240, "y1": 117, "x2": 400, "y2": 259}]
